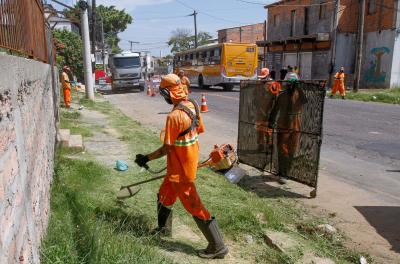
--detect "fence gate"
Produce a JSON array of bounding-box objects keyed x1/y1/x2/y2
[{"x1": 238, "y1": 80, "x2": 326, "y2": 194}]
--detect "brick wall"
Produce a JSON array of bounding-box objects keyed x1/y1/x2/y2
[
  {"x1": 218, "y1": 23, "x2": 265, "y2": 43},
  {"x1": 0, "y1": 54, "x2": 59, "y2": 263},
  {"x1": 267, "y1": 0, "x2": 397, "y2": 39}
]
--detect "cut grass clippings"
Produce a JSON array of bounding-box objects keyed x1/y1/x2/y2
[
  {"x1": 41, "y1": 97, "x2": 369, "y2": 264},
  {"x1": 343, "y1": 88, "x2": 400, "y2": 104}
]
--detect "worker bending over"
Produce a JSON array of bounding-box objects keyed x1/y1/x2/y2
[
  {"x1": 330, "y1": 66, "x2": 346, "y2": 99},
  {"x1": 61, "y1": 66, "x2": 72, "y2": 109},
  {"x1": 178, "y1": 70, "x2": 191, "y2": 94},
  {"x1": 135, "y1": 74, "x2": 228, "y2": 259}
]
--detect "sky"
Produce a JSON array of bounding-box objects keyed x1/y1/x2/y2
[{"x1": 92, "y1": 0, "x2": 272, "y2": 56}]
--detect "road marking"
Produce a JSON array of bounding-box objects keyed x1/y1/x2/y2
[{"x1": 203, "y1": 93, "x2": 240, "y2": 101}]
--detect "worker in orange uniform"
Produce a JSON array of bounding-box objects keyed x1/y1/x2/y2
[
  {"x1": 61, "y1": 66, "x2": 72, "y2": 109},
  {"x1": 178, "y1": 70, "x2": 191, "y2": 94},
  {"x1": 256, "y1": 68, "x2": 275, "y2": 151},
  {"x1": 330, "y1": 66, "x2": 346, "y2": 99},
  {"x1": 135, "y1": 74, "x2": 228, "y2": 259},
  {"x1": 269, "y1": 81, "x2": 307, "y2": 184}
]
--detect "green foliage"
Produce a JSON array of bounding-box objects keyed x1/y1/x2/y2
[
  {"x1": 53, "y1": 29, "x2": 83, "y2": 80},
  {"x1": 64, "y1": 4, "x2": 132, "y2": 52},
  {"x1": 97, "y1": 5, "x2": 132, "y2": 52},
  {"x1": 168, "y1": 28, "x2": 213, "y2": 53}
]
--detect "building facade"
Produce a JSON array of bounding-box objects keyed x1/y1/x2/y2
[
  {"x1": 218, "y1": 23, "x2": 267, "y2": 68},
  {"x1": 258, "y1": 0, "x2": 400, "y2": 88}
]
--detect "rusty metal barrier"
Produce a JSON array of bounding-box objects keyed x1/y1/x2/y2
[
  {"x1": 0, "y1": 0, "x2": 48, "y2": 62},
  {"x1": 238, "y1": 80, "x2": 327, "y2": 195}
]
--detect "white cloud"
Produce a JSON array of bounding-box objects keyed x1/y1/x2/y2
[{"x1": 97, "y1": 0, "x2": 173, "y2": 11}]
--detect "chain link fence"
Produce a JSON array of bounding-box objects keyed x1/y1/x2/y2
[{"x1": 238, "y1": 80, "x2": 327, "y2": 189}]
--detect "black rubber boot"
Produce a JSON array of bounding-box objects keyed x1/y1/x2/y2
[
  {"x1": 152, "y1": 195, "x2": 172, "y2": 236},
  {"x1": 193, "y1": 216, "x2": 229, "y2": 259},
  {"x1": 342, "y1": 96, "x2": 345, "y2": 100}
]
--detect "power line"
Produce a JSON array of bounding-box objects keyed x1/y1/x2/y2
[
  {"x1": 236, "y1": 0, "x2": 334, "y2": 7},
  {"x1": 135, "y1": 15, "x2": 189, "y2": 21},
  {"x1": 174, "y1": 0, "x2": 195, "y2": 10}
]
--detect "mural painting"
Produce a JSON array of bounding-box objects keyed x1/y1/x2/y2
[{"x1": 365, "y1": 47, "x2": 391, "y2": 84}]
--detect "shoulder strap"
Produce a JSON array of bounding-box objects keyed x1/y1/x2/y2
[{"x1": 175, "y1": 99, "x2": 200, "y2": 138}]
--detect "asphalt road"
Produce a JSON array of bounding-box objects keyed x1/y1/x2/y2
[{"x1": 101, "y1": 85, "x2": 400, "y2": 203}]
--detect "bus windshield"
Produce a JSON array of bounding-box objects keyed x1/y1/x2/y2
[{"x1": 113, "y1": 57, "x2": 141, "y2": 68}]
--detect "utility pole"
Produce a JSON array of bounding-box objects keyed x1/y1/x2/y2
[
  {"x1": 263, "y1": 20, "x2": 267, "y2": 67},
  {"x1": 354, "y1": 0, "x2": 365, "y2": 92},
  {"x1": 328, "y1": 0, "x2": 340, "y2": 88},
  {"x1": 128, "y1": 41, "x2": 139, "y2": 51},
  {"x1": 189, "y1": 10, "x2": 198, "y2": 48},
  {"x1": 239, "y1": 27, "x2": 243, "y2": 42},
  {"x1": 100, "y1": 19, "x2": 105, "y2": 71},
  {"x1": 79, "y1": 0, "x2": 94, "y2": 100},
  {"x1": 91, "y1": 0, "x2": 96, "y2": 73}
]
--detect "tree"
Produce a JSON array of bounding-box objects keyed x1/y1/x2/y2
[
  {"x1": 64, "y1": 4, "x2": 132, "y2": 52},
  {"x1": 53, "y1": 29, "x2": 83, "y2": 80},
  {"x1": 168, "y1": 28, "x2": 213, "y2": 53},
  {"x1": 96, "y1": 5, "x2": 132, "y2": 52}
]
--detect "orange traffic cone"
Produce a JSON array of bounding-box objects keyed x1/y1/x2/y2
[
  {"x1": 200, "y1": 94, "x2": 209, "y2": 113},
  {"x1": 147, "y1": 86, "x2": 152, "y2": 96}
]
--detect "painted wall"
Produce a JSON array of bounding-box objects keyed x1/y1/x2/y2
[
  {"x1": 361, "y1": 30, "x2": 395, "y2": 88},
  {"x1": 389, "y1": 2, "x2": 400, "y2": 88},
  {"x1": 311, "y1": 50, "x2": 331, "y2": 80},
  {"x1": 0, "y1": 54, "x2": 59, "y2": 263}
]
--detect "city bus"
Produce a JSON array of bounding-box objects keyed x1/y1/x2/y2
[{"x1": 173, "y1": 42, "x2": 258, "y2": 91}]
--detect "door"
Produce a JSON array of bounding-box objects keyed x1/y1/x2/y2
[
  {"x1": 283, "y1": 53, "x2": 297, "y2": 69},
  {"x1": 300, "y1": 52, "x2": 312, "y2": 80}
]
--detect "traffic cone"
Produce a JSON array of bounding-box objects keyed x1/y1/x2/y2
[
  {"x1": 147, "y1": 86, "x2": 152, "y2": 96},
  {"x1": 200, "y1": 94, "x2": 209, "y2": 113}
]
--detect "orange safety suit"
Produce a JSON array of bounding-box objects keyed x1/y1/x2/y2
[
  {"x1": 158, "y1": 100, "x2": 211, "y2": 220},
  {"x1": 255, "y1": 82, "x2": 277, "y2": 147},
  {"x1": 180, "y1": 76, "x2": 191, "y2": 94},
  {"x1": 61, "y1": 71, "x2": 71, "y2": 108},
  {"x1": 269, "y1": 85, "x2": 306, "y2": 176},
  {"x1": 331, "y1": 72, "x2": 345, "y2": 96}
]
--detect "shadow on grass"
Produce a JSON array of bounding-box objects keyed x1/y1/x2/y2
[
  {"x1": 94, "y1": 206, "x2": 154, "y2": 237},
  {"x1": 158, "y1": 239, "x2": 198, "y2": 257},
  {"x1": 238, "y1": 175, "x2": 308, "y2": 199},
  {"x1": 94, "y1": 206, "x2": 199, "y2": 257}
]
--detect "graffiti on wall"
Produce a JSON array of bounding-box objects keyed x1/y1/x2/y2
[{"x1": 365, "y1": 47, "x2": 391, "y2": 84}]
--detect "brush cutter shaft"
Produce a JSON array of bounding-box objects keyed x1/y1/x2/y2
[{"x1": 120, "y1": 175, "x2": 165, "y2": 190}]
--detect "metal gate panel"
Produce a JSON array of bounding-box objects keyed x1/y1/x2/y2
[{"x1": 238, "y1": 80, "x2": 326, "y2": 188}]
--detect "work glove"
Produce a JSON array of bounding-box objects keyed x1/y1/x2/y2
[{"x1": 135, "y1": 154, "x2": 149, "y2": 169}]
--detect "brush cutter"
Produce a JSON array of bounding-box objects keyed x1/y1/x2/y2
[
  {"x1": 70, "y1": 81, "x2": 83, "y2": 110},
  {"x1": 117, "y1": 144, "x2": 243, "y2": 200}
]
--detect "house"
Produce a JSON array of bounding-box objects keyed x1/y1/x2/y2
[
  {"x1": 257, "y1": 0, "x2": 400, "y2": 88},
  {"x1": 218, "y1": 23, "x2": 267, "y2": 68},
  {"x1": 44, "y1": 4, "x2": 80, "y2": 35}
]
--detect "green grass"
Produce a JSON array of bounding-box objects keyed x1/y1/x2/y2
[
  {"x1": 343, "y1": 88, "x2": 400, "y2": 104},
  {"x1": 60, "y1": 111, "x2": 94, "y2": 137},
  {"x1": 41, "y1": 98, "x2": 370, "y2": 264}
]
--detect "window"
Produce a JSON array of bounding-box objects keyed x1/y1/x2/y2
[
  {"x1": 319, "y1": 2, "x2": 327, "y2": 20},
  {"x1": 304, "y1": 7, "x2": 309, "y2": 35},
  {"x1": 273, "y1": 14, "x2": 279, "y2": 27},
  {"x1": 113, "y1": 57, "x2": 141, "y2": 68},
  {"x1": 290, "y1": 10, "x2": 296, "y2": 37},
  {"x1": 368, "y1": 0, "x2": 376, "y2": 14}
]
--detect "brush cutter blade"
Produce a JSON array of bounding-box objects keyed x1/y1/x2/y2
[{"x1": 117, "y1": 186, "x2": 141, "y2": 200}]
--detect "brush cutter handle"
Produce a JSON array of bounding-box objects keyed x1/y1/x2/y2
[{"x1": 120, "y1": 175, "x2": 165, "y2": 190}]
